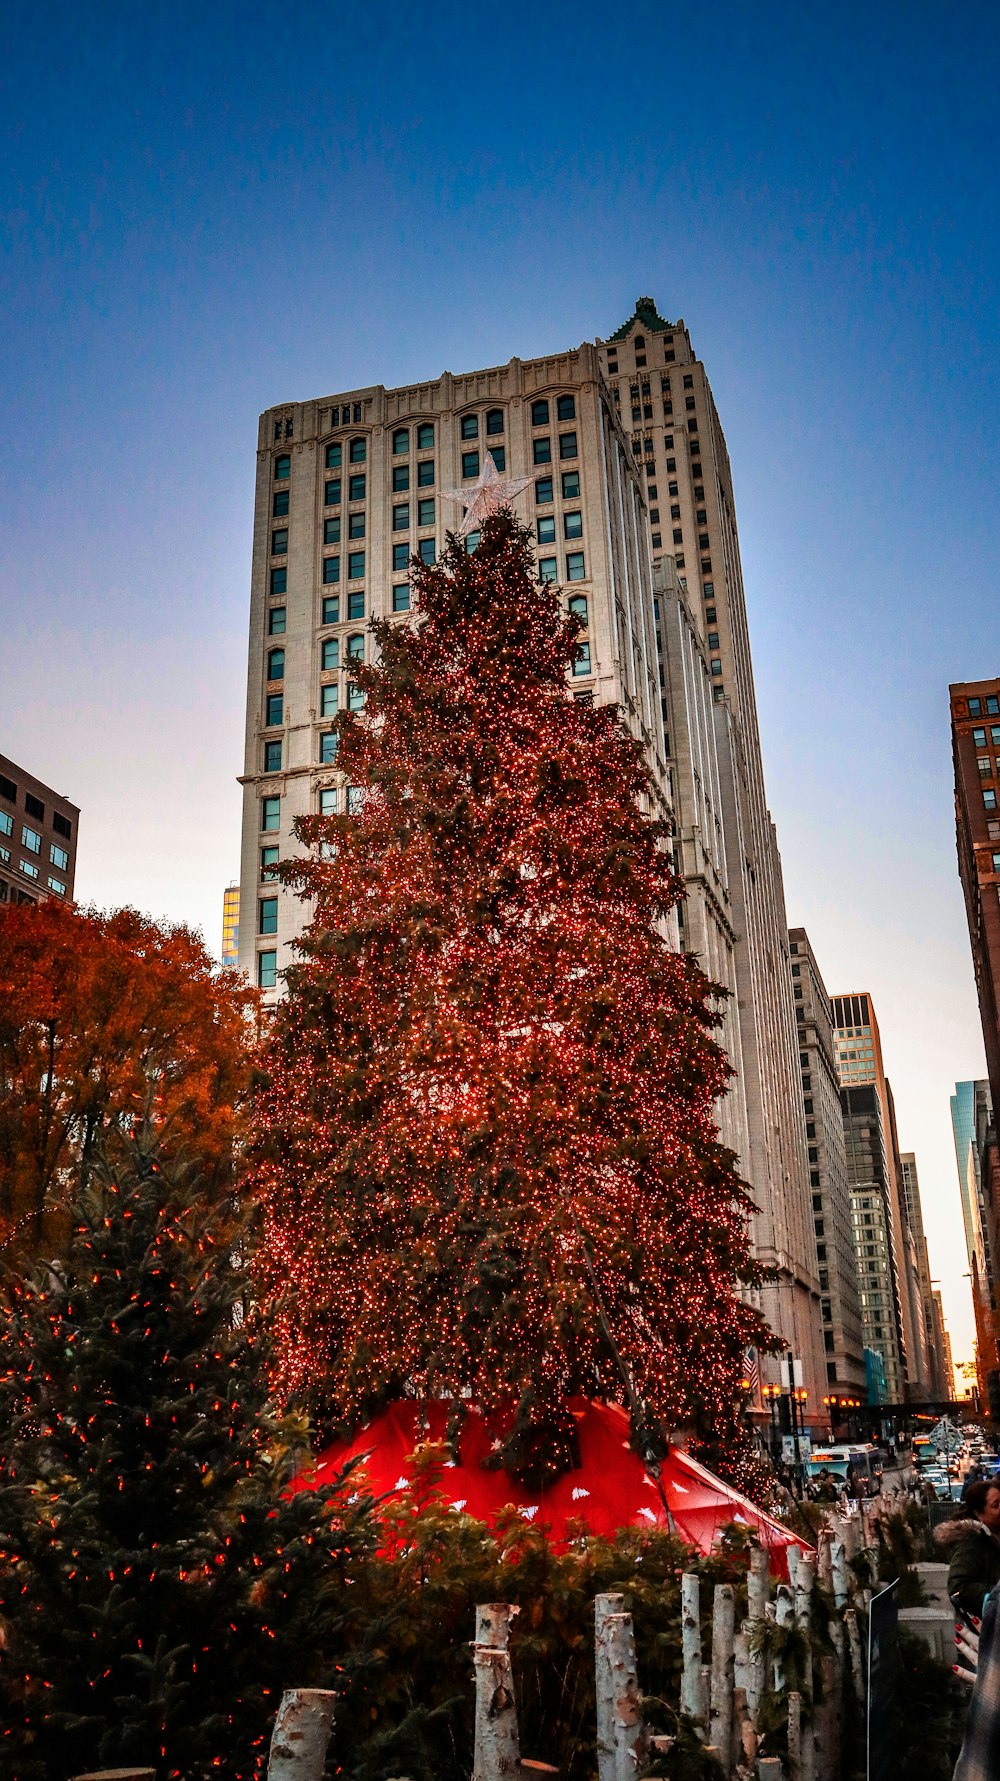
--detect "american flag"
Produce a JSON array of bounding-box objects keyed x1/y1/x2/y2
[{"x1": 741, "y1": 1347, "x2": 761, "y2": 1399}]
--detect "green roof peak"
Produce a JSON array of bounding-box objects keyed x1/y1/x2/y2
[{"x1": 608, "y1": 296, "x2": 674, "y2": 344}]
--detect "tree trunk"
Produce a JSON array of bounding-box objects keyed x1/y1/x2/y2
[
  {"x1": 266, "y1": 1690, "x2": 337, "y2": 1781},
  {"x1": 746, "y1": 1543, "x2": 769, "y2": 1727},
  {"x1": 680, "y1": 1572, "x2": 706, "y2": 1727},
  {"x1": 709, "y1": 1583, "x2": 735, "y2": 1768},
  {"x1": 473, "y1": 1603, "x2": 521, "y2": 1781},
  {"x1": 594, "y1": 1592, "x2": 647, "y2": 1781},
  {"x1": 787, "y1": 1690, "x2": 802, "y2": 1781},
  {"x1": 844, "y1": 1608, "x2": 866, "y2": 1706}
]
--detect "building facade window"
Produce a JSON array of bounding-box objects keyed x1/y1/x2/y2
[
  {"x1": 261, "y1": 795, "x2": 280, "y2": 831},
  {"x1": 418, "y1": 538, "x2": 435, "y2": 564},
  {"x1": 274, "y1": 454, "x2": 291, "y2": 479},
  {"x1": 258, "y1": 950, "x2": 277, "y2": 989},
  {"x1": 263, "y1": 740, "x2": 282, "y2": 773},
  {"x1": 325, "y1": 479, "x2": 341, "y2": 506},
  {"x1": 267, "y1": 648, "x2": 285, "y2": 680},
  {"x1": 259, "y1": 897, "x2": 278, "y2": 936},
  {"x1": 269, "y1": 606, "x2": 286, "y2": 634},
  {"x1": 418, "y1": 497, "x2": 435, "y2": 527},
  {"x1": 349, "y1": 437, "x2": 366, "y2": 463},
  {"x1": 461, "y1": 413, "x2": 479, "y2": 438},
  {"x1": 416, "y1": 422, "x2": 434, "y2": 449},
  {"x1": 393, "y1": 503, "x2": 410, "y2": 531},
  {"x1": 559, "y1": 432, "x2": 578, "y2": 459},
  {"x1": 270, "y1": 567, "x2": 286, "y2": 596},
  {"x1": 348, "y1": 551, "x2": 365, "y2": 579},
  {"x1": 323, "y1": 556, "x2": 340, "y2": 583},
  {"x1": 417, "y1": 459, "x2": 435, "y2": 487},
  {"x1": 462, "y1": 451, "x2": 479, "y2": 479},
  {"x1": 392, "y1": 428, "x2": 409, "y2": 454},
  {"x1": 538, "y1": 557, "x2": 557, "y2": 583},
  {"x1": 564, "y1": 511, "x2": 583, "y2": 538},
  {"x1": 535, "y1": 477, "x2": 553, "y2": 504},
  {"x1": 322, "y1": 595, "x2": 340, "y2": 624},
  {"x1": 392, "y1": 583, "x2": 410, "y2": 611},
  {"x1": 573, "y1": 643, "x2": 592, "y2": 676},
  {"x1": 565, "y1": 552, "x2": 585, "y2": 581},
  {"x1": 393, "y1": 465, "x2": 410, "y2": 492},
  {"x1": 486, "y1": 408, "x2": 504, "y2": 434},
  {"x1": 322, "y1": 637, "x2": 339, "y2": 670},
  {"x1": 531, "y1": 399, "x2": 549, "y2": 426},
  {"x1": 320, "y1": 731, "x2": 338, "y2": 764},
  {"x1": 321, "y1": 684, "x2": 338, "y2": 717},
  {"x1": 348, "y1": 589, "x2": 365, "y2": 619},
  {"x1": 265, "y1": 693, "x2": 283, "y2": 726},
  {"x1": 325, "y1": 443, "x2": 342, "y2": 469}
]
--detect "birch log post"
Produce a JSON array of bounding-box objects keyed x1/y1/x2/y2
[
  {"x1": 594, "y1": 1593, "x2": 647, "y2": 1781},
  {"x1": 266, "y1": 1690, "x2": 337, "y2": 1781},
  {"x1": 680, "y1": 1572, "x2": 707, "y2": 1728},
  {"x1": 844, "y1": 1609, "x2": 866, "y2": 1707},
  {"x1": 816, "y1": 1527, "x2": 833, "y2": 1592},
  {"x1": 793, "y1": 1553, "x2": 816, "y2": 1781},
  {"x1": 709, "y1": 1583, "x2": 735, "y2": 1769},
  {"x1": 830, "y1": 1537, "x2": 849, "y2": 1610},
  {"x1": 473, "y1": 1603, "x2": 521, "y2": 1781},
  {"x1": 787, "y1": 1692, "x2": 803, "y2": 1781},
  {"x1": 746, "y1": 1542, "x2": 770, "y2": 1728},
  {"x1": 772, "y1": 1584, "x2": 794, "y2": 1694}
]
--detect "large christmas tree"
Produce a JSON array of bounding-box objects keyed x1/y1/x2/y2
[
  {"x1": 254, "y1": 510, "x2": 767, "y2": 1479},
  {"x1": 0, "y1": 1147, "x2": 374, "y2": 1780}
]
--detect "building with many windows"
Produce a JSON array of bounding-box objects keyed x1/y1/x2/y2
[
  {"x1": 221, "y1": 882, "x2": 240, "y2": 971},
  {"x1": 950, "y1": 1079, "x2": 1000, "y2": 1414},
  {"x1": 598, "y1": 301, "x2": 824, "y2": 1413},
  {"x1": 0, "y1": 753, "x2": 78, "y2": 908},
  {"x1": 831, "y1": 992, "x2": 915, "y2": 1402},
  {"x1": 237, "y1": 345, "x2": 665, "y2": 990},
  {"x1": 952, "y1": 679, "x2": 1000, "y2": 1121},
  {"x1": 899, "y1": 1152, "x2": 949, "y2": 1403},
  {"x1": 788, "y1": 930, "x2": 866, "y2": 1395}
]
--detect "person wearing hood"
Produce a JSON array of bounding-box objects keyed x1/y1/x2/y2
[{"x1": 935, "y1": 1479, "x2": 1000, "y2": 1618}]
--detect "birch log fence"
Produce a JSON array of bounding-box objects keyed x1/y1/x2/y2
[{"x1": 72, "y1": 1493, "x2": 901, "y2": 1781}]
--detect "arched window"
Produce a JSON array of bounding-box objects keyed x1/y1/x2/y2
[
  {"x1": 322, "y1": 638, "x2": 339, "y2": 671},
  {"x1": 392, "y1": 428, "x2": 409, "y2": 455},
  {"x1": 485, "y1": 409, "x2": 504, "y2": 435},
  {"x1": 460, "y1": 413, "x2": 479, "y2": 439},
  {"x1": 347, "y1": 633, "x2": 365, "y2": 660},
  {"x1": 349, "y1": 436, "x2": 367, "y2": 464}
]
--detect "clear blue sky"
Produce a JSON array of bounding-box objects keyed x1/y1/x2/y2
[{"x1": 3, "y1": 1, "x2": 998, "y2": 1371}]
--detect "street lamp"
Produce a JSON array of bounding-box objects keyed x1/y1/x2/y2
[{"x1": 762, "y1": 1383, "x2": 781, "y2": 1460}]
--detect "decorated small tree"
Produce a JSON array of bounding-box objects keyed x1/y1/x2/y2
[
  {"x1": 254, "y1": 509, "x2": 768, "y2": 1480},
  {"x1": 0, "y1": 1147, "x2": 375, "y2": 1780}
]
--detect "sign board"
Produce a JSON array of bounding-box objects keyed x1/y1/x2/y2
[
  {"x1": 781, "y1": 1435, "x2": 813, "y2": 1465},
  {"x1": 867, "y1": 1579, "x2": 899, "y2": 1781},
  {"x1": 780, "y1": 1356, "x2": 804, "y2": 1391}
]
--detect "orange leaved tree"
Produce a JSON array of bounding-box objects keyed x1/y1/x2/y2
[{"x1": 0, "y1": 900, "x2": 254, "y2": 1258}]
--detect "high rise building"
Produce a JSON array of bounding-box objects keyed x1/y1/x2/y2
[
  {"x1": 933, "y1": 1290, "x2": 956, "y2": 1400},
  {"x1": 237, "y1": 302, "x2": 826, "y2": 1412},
  {"x1": 0, "y1": 753, "x2": 78, "y2": 908},
  {"x1": 950, "y1": 1079, "x2": 1000, "y2": 1413},
  {"x1": 899, "y1": 1152, "x2": 948, "y2": 1402},
  {"x1": 238, "y1": 344, "x2": 665, "y2": 989},
  {"x1": 951, "y1": 680, "x2": 1000, "y2": 1117},
  {"x1": 787, "y1": 929, "x2": 866, "y2": 1394},
  {"x1": 221, "y1": 882, "x2": 240, "y2": 971},
  {"x1": 831, "y1": 993, "x2": 910, "y2": 1402},
  {"x1": 598, "y1": 301, "x2": 824, "y2": 1413}
]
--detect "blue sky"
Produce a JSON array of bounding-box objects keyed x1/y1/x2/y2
[{"x1": 3, "y1": 1, "x2": 998, "y2": 1369}]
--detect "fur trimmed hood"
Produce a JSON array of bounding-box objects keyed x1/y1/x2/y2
[{"x1": 934, "y1": 1516, "x2": 1000, "y2": 1551}]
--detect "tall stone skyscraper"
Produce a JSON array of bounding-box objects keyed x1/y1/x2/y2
[
  {"x1": 830, "y1": 991, "x2": 927, "y2": 1402},
  {"x1": 597, "y1": 301, "x2": 824, "y2": 1411},
  {"x1": 787, "y1": 929, "x2": 866, "y2": 1394},
  {"x1": 237, "y1": 344, "x2": 664, "y2": 987}
]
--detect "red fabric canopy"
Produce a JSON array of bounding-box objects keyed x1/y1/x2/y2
[{"x1": 304, "y1": 1397, "x2": 807, "y2": 1576}]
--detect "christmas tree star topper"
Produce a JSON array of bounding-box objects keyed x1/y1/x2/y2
[{"x1": 441, "y1": 455, "x2": 533, "y2": 536}]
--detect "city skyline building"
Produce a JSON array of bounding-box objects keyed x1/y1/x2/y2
[
  {"x1": 237, "y1": 342, "x2": 666, "y2": 993},
  {"x1": 831, "y1": 992, "x2": 910, "y2": 1402},
  {"x1": 787, "y1": 928, "x2": 866, "y2": 1395},
  {"x1": 951, "y1": 679, "x2": 1000, "y2": 1121},
  {"x1": 221, "y1": 882, "x2": 239, "y2": 971},
  {"x1": 950, "y1": 1079, "x2": 1000, "y2": 1414},
  {"x1": 597, "y1": 300, "x2": 825, "y2": 1416},
  {"x1": 0, "y1": 752, "x2": 78, "y2": 909},
  {"x1": 899, "y1": 1152, "x2": 951, "y2": 1403}
]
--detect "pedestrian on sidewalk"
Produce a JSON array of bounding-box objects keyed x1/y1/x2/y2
[{"x1": 936, "y1": 1481, "x2": 1000, "y2": 1619}]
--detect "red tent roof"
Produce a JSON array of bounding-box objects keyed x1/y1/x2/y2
[{"x1": 304, "y1": 1397, "x2": 807, "y2": 1574}]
